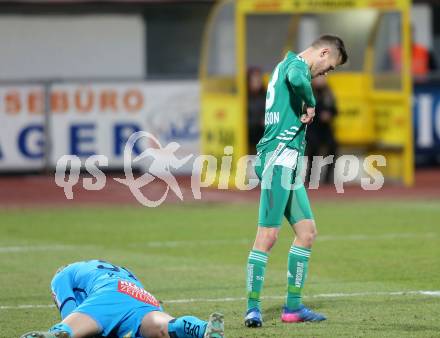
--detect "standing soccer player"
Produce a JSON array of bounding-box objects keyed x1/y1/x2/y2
[{"x1": 245, "y1": 35, "x2": 348, "y2": 327}]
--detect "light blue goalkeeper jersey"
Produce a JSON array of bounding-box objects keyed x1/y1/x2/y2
[{"x1": 51, "y1": 259, "x2": 142, "y2": 318}]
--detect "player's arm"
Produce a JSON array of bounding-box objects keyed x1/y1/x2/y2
[
  {"x1": 287, "y1": 65, "x2": 316, "y2": 108},
  {"x1": 287, "y1": 65, "x2": 316, "y2": 124},
  {"x1": 51, "y1": 266, "x2": 78, "y2": 319}
]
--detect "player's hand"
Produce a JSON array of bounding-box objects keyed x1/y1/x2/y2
[{"x1": 301, "y1": 106, "x2": 315, "y2": 125}]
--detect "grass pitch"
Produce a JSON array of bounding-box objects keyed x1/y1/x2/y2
[{"x1": 1, "y1": 200, "x2": 439, "y2": 337}]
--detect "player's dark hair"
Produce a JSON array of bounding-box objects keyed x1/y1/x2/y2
[{"x1": 312, "y1": 35, "x2": 348, "y2": 65}]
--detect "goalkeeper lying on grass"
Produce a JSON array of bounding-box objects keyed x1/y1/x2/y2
[{"x1": 21, "y1": 260, "x2": 224, "y2": 338}]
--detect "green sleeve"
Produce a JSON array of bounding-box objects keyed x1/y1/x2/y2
[{"x1": 286, "y1": 65, "x2": 316, "y2": 108}]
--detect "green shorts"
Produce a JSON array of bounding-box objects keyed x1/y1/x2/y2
[{"x1": 254, "y1": 147, "x2": 314, "y2": 227}]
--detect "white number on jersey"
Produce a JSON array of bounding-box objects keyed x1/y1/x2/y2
[{"x1": 265, "y1": 63, "x2": 280, "y2": 110}]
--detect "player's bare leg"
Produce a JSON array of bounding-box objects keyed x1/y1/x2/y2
[
  {"x1": 292, "y1": 219, "x2": 317, "y2": 248},
  {"x1": 140, "y1": 311, "x2": 173, "y2": 338},
  {"x1": 253, "y1": 226, "x2": 280, "y2": 252},
  {"x1": 62, "y1": 313, "x2": 100, "y2": 337},
  {"x1": 20, "y1": 312, "x2": 100, "y2": 338}
]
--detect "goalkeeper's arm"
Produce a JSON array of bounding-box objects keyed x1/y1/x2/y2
[{"x1": 51, "y1": 268, "x2": 78, "y2": 319}]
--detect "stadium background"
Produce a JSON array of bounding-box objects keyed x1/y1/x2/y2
[{"x1": 0, "y1": 0, "x2": 439, "y2": 337}]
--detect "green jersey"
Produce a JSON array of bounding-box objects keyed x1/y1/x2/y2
[{"x1": 256, "y1": 51, "x2": 316, "y2": 156}]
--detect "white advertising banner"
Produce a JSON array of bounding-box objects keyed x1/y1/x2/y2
[
  {"x1": 0, "y1": 81, "x2": 200, "y2": 173},
  {"x1": 0, "y1": 85, "x2": 46, "y2": 170},
  {"x1": 49, "y1": 81, "x2": 200, "y2": 173}
]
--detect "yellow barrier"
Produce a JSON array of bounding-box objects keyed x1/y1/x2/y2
[{"x1": 201, "y1": 0, "x2": 413, "y2": 186}]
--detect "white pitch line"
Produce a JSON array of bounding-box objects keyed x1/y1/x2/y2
[
  {"x1": 0, "y1": 245, "x2": 77, "y2": 253},
  {"x1": 0, "y1": 304, "x2": 56, "y2": 310},
  {"x1": 2, "y1": 290, "x2": 439, "y2": 310},
  {"x1": 1, "y1": 233, "x2": 437, "y2": 253},
  {"x1": 317, "y1": 232, "x2": 438, "y2": 242},
  {"x1": 135, "y1": 233, "x2": 438, "y2": 248},
  {"x1": 165, "y1": 290, "x2": 440, "y2": 303},
  {"x1": 142, "y1": 239, "x2": 250, "y2": 248}
]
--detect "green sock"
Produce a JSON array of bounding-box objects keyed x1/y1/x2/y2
[
  {"x1": 246, "y1": 249, "x2": 268, "y2": 311},
  {"x1": 286, "y1": 245, "x2": 311, "y2": 310}
]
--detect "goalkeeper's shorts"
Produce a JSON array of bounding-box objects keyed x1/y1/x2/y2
[{"x1": 254, "y1": 147, "x2": 314, "y2": 227}]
